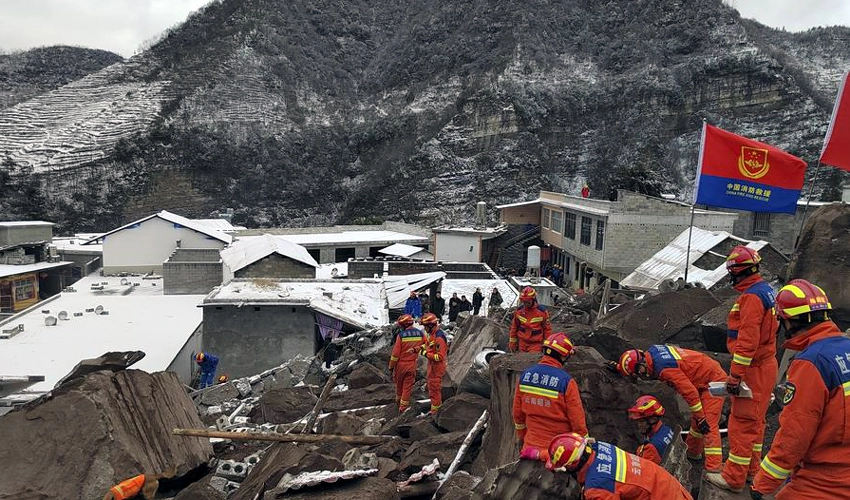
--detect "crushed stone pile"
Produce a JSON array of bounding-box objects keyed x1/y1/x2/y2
[
  {"x1": 788, "y1": 203, "x2": 850, "y2": 330},
  {"x1": 0, "y1": 369, "x2": 212, "y2": 500}
]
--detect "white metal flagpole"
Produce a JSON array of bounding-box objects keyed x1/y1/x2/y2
[{"x1": 684, "y1": 121, "x2": 708, "y2": 283}]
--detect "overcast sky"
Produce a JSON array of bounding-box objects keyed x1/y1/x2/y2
[{"x1": 0, "y1": 0, "x2": 849, "y2": 58}]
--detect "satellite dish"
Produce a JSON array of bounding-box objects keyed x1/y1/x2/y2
[
  {"x1": 45, "y1": 316, "x2": 57, "y2": 326},
  {"x1": 95, "y1": 305, "x2": 104, "y2": 315},
  {"x1": 58, "y1": 311, "x2": 69, "y2": 321}
]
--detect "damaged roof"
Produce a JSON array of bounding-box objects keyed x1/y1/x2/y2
[
  {"x1": 620, "y1": 227, "x2": 774, "y2": 290},
  {"x1": 222, "y1": 234, "x2": 319, "y2": 273}
]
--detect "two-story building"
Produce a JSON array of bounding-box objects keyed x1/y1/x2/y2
[{"x1": 499, "y1": 190, "x2": 739, "y2": 289}]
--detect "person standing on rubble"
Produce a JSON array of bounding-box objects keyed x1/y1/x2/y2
[
  {"x1": 420, "y1": 312, "x2": 448, "y2": 415},
  {"x1": 612, "y1": 345, "x2": 725, "y2": 472},
  {"x1": 706, "y1": 246, "x2": 778, "y2": 493},
  {"x1": 388, "y1": 314, "x2": 425, "y2": 413},
  {"x1": 432, "y1": 291, "x2": 446, "y2": 321},
  {"x1": 404, "y1": 291, "x2": 422, "y2": 320},
  {"x1": 509, "y1": 286, "x2": 552, "y2": 353},
  {"x1": 749, "y1": 280, "x2": 850, "y2": 499},
  {"x1": 472, "y1": 287, "x2": 484, "y2": 315},
  {"x1": 628, "y1": 395, "x2": 675, "y2": 465},
  {"x1": 448, "y1": 292, "x2": 461, "y2": 322},
  {"x1": 545, "y1": 433, "x2": 693, "y2": 499},
  {"x1": 489, "y1": 287, "x2": 503, "y2": 311},
  {"x1": 513, "y1": 333, "x2": 587, "y2": 462},
  {"x1": 195, "y1": 352, "x2": 219, "y2": 389}
]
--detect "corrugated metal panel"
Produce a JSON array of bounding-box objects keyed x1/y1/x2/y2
[
  {"x1": 621, "y1": 227, "x2": 768, "y2": 290},
  {"x1": 278, "y1": 468, "x2": 378, "y2": 492}
]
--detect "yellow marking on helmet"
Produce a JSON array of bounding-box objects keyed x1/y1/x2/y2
[
  {"x1": 552, "y1": 445, "x2": 565, "y2": 464},
  {"x1": 780, "y1": 284, "x2": 807, "y2": 298}
]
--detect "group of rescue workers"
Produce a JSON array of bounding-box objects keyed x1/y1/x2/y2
[{"x1": 390, "y1": 244, "x2": 850, "y2": 499}]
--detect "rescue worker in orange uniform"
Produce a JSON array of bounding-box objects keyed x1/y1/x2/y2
[
  {"x1": 614, "y1": 345, "x2": 726, "y2": 471},
  {"x1": 749, "y1": 280, "x2": 850, "y2": 499},
  {"x1": 419, "y1": 312, "x2": 448, "y2": 415},
  {"x1": 103, "y1": 466, "x2": 177, "y2": 500},
  {"x1": 628, "y1": 395, "x2": 675, "y2": 465},
  {"x1": 513, "y1": 332, "x2": 587, "y2": 462},
  {"x1": 388, "y1": 314, "x2": 425, "y2": 413},
  {"x1": 545, "y1": 432, "x2": 693, "y2": 500},
  {"x1": 706, "y1": 246, "x2": 779, "y2": 492},
  {"x1": 509, "y1": 286, "x2": 553, "y2": 353}
]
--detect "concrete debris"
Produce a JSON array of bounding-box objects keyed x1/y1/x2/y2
[
  {"x1": 201, "y1": 382, "x2": 241, "y2": 406},
  {"x1": 342, "y1": 448, "x2": 379, "y2": 471},
  {"x1": 434, "y1": 470, "x2": 481, "y2": 500},
  {"x1": 435, "y1": 391, "x2": 489, "y2": 432},
  {"x1": 319, "y1": 411, "x2": 369, "y2": 435},
  {"x1": 398, "y1": 430, "x2": 469, "y2": 473},
  {"x1": 273, "y1": 468, "x2": 379, "y2": 494},
  {"x1": 446, "y1": 315, "x2": 508, "y2": 392},
  {"x1": 407, "y1": 418, "x2": 441, "y2": 440},
  {"x1": 324, "y1": 383, "x2": 398, "y2": 413},
  {"x1": 348, "y1": 362, "x2": 390, "y2": 389},
  {"x1": 0, "y1": 370, "x2": 212, "y2": 500},
  {"x1": 272, "y1": 476, "x2": 400, "y2": 500},
  {"x1": 470, "y1": 459, "x2": 577, "y2": 500},
  {"x1": 216, "y1": 459, "x2": 250, "y2": 482},
  {"x1": 174, "y1": 478, "x2": 227, "y2": 500},
  {"x1": 249, "y1": 386, "x2": 318, "y2": 424}
]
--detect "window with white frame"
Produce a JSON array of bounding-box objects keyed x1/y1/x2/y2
[
  {"x1": 551, "y1": 211, "x2": 563, "y2": 233},
  {"x1": 542, "y1": 208, "x2": 551, "y2": 229}
]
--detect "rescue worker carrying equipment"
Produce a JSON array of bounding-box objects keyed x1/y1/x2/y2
[
  {"x1": 749, "y1": 280, "x2": 850, "y2": 500},
  {"x1": 195, "y1": 352, "x2": 219, "y2": 389},
  {"x1": 388, "y1": 314, "x2": 425, "y2": 412},
  {"x1": 420, "y1": 312, "x2": 448, "y2": 415},
  {"x1": 545, "y1": 433, "x2": 693, "y2": 499},
  {"x1": 509, "y1": 286, "x2": 553, "y2": 353},
  {"x1": 613, "y1": 345, "x2": 726, "y2": 471},
  {"x1": 513, "y1": 332, "x2": 587, "y2": 462},
  {"x1": 706, "y1": 246, "x2": 779, "y2": 493},
  {"x1": 628, "y1": 395, "x2": 675, "y2": 465}
]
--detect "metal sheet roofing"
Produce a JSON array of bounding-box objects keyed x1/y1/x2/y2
[
  {"x1": 620, "y1": 227, "x2": 768, "y2": 290},
  {"x1": 221, "y1": 234, "x2": 319, "y2": 273},
  {"x1": 378, "y1": 243, "x2": 432, "y2": 258},
  {"x1": 0, "y1": 261, "x2": 73, "y2": 279},
  {"x1": 385, "y1": 272, "x2": 447, "y2": 308}
]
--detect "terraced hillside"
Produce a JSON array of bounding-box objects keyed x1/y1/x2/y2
[{"x1": 0, "y1": 0, "x2": 848, "y2": 232}]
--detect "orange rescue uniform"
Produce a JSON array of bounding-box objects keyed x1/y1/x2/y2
[
  {"x1": 723, "y1": 274, "x2": 778, "y2": 487},
  {"x1": 513, "y1": 356, "x2": 587, "y2": 459},
  {"x1": 578, "y1": 441, "x2": 693, "y2": 500},
  {"x1": 109, "y1": 474, "x2": 146, "y2": 500},
  {"x1": 509, "y1": 302, "x2": 552, "y2": 352},
  {"x1": 389, "y1": 326, "x2": 425, "y2": 411},
  {"x1": 423, "y1": 328, "x2": 448, "y2": 414},
  {"x1": 644, "y1": 345, "x2": 726, "y2": 470},
  {"x1": 752, "y1": 321, "x2": 850, "y2": 499},
  {"x1": 636, "y1": 421, "x2": 675, "y2": 465}
]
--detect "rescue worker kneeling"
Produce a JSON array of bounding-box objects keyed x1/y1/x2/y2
[
  {"x1": 388, "y1": 314, "x2": 425, "y2": 413},
  {"x1": 513, "y1": 332, "x2": 587, "y2": 462},
  {"x1": 749, "y1": 280, "x2": 850, "y2": 500},
  {"x1": 545, "y1": 433, "x2": 693, "y2": 500},
  {"x1": 628, "y1": 395, "x2": 675, "y2": 465},
  {"x1": 419, "y1": 312, "x2": 448, "y2": 415}
]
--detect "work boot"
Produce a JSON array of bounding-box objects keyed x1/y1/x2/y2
[
  {"x1": 705, "y1": 472, "x2": 744, "y2": 493},
  {"x1": 686, "y1": 453, "x2": 704, "y2": 462}
]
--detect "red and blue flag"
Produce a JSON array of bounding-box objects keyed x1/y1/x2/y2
[{"x1": 694, "y1": 123, "x2": 808, "y2": 214}]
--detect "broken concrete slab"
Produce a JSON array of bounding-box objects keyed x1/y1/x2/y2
[
  {"x1": 398, "y1": 431, "x2": 468, "y2": 473},
  {"x1": 348, "y1": 362, "x2": 390, "y2": 389},
  {"x1": 435, "y1": 392, "x2": 488, "y2": 433},
  {"x1": 407, "y1": 418, "x2": 442, "y2": 440},
  {"x1": 469, "y1": 459, "x2": 577, "y2": 500},
  {"x1": 319, "y1": 411, "x2": 368, "y2": 436},
  {"x1": 376, "y1": 457, "x2": 400, "y2": 479},
  {"x1": 435, "y1": 470, "x2": 480, "y2": 500},
  {"x1": 248, "y1": 386, "x2": 317, "y2": 424},
  {"x1": 53, "y1": 350, "x2": 146, "y2": 388},
  {"x1": 324, "y1": 383, "x2": 397, "y2": 413},
  {"x1": 201, "y1": 382, "x2": 241, "y2": 406},
  {"x1": 0, "y1": 370, "x2": 212, "y2": 500},
  {"x1": 342, "y1": 448, "x2": 378, "y2": 471}
]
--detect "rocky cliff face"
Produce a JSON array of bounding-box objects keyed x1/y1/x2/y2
[{"x1": 0, "y1": 0, "x2": 847, "y2": 232}]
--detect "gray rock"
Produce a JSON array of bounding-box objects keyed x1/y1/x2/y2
[
  {"x1": 348, "y1": 362, "x2": 390, "y2": 389},
  {"x1": 435, "y1": 392, "x2": 488, "y2": 433},
  {"x1": 201, "y1": 383, "x2": 241, "y2": 406}
]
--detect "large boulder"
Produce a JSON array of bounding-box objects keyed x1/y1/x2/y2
[
  {"x1": 325, "y1": 383, "x2": 398, "y2": 413},
  {"x1": 249, "y1": 386, "x2": 317, "y2": 424},
  {"x1": 0, "y1": 370, "x2": 212, "y2": 500},
  {"x1": 348, "y1": 362, "x2": 390, "y2": 389},
  {"x1": 398, "y1": 431, "x2": 469, "y2": 473},
  {"x1": 446, "y1": 315, "x2": 507, "y2": 388},
  {"x1": 435, "y1": 392, "x2": 489, "y2": 432},
  {"x1": 787, "y1": 203, "x2": 850, "y2": 330},
  {"x1": 472, "y1": 347, "x2": 686, "y2": 476},
  {"x1": 318, "y1": 412, "x2": 368, "y2": 436}
]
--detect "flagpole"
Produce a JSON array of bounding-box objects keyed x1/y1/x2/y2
[
  {"x1": 685, "y1": 120, "x2": 708, "y2": 284},
  {"x1": 794, "y1": 162, "x2": 823, "y2": 249}
]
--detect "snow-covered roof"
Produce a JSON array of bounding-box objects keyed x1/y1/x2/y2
[
  {"x1": 271, "y1": 230, "x2": 427, "y2": 246},
  {"x1": 496, "y1": 199, "x2": 541, "y2": 209},
  {"x1": 385, "y1": 272, "x2": 447, "y2": 308},
  {"x1": 0, "y1": 261, "x2": 73, "y2": 279},
  {"x1": 378, "y1": 243, "x2": 432, "y2": 259},
  {"x1": 221, "y1": 234, "x2": 318, "y2": 273},
  {"x1": 432, "y1": 226, "x2": 507, "y2": 238},
  {"x1": 193, "y1": 219, "x2": 247, "y2": 233},
  {"x1": 83, "y1": 210, "x2": 233, "y2": 245},
  {"x1": 0, "y1": 221, "x2": 53, "y2": 227},
  {"x1": 0, "y1": 275, "x2": 204, "y2": 394},
  {"x1": 620, "y1": 227, "x2": 770, "y2": 290},
  {"x1": 52, "y1": 234, "x2": 103, "y2": 252},
  {"x1": 203, "y1": 279, "x2": 388, "y2": 330}
]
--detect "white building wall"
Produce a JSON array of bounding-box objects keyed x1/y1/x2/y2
[
  {"x1": 166, "y1": 324, "x2": 203, "y2": 385},
  {"x1": 436, "y1": 233, "x2": 481, "y2": 262},
  {"x1": 102, "y1": 217, "x2": 226, "y2": 274}
]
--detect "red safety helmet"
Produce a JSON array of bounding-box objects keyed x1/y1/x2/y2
[
  {"x1": 546, "y1": 432, "x2": 590, "y2": 471},
  {"x1": 628, "y1": 395, "x2": 665, "y2": 420},
  {"x1": 725, "y1": 245, "x2": 762, "y2": 275},
  {"x1": 397, "y1": 314, "x2": 415, "y2": 328},
  {"x1": 217, "y1": 375, "x2": 229, "y2": 384},
  {"x1": 195, "y1": 352, "x2": 205, "y2": 364},
  {"x1": 543, "y1": 332, "x2": 575, "y2": 362},
  {"x1": 519, "y1": 286, "x2": 537, "y2": 302},
  {"x1": 775, "y1": 279, "x2": 832, "y2": 320},
  {"x1": 421, "y1": 312, "x2": 439, "y2": 327},
  {"x1": 617, "y1": 349, "x2": 645, "y2": 377}
]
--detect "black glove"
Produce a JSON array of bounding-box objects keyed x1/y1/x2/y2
[
  {"x1": 605, "y1": 360, "x2": 619, "y2": 373},
  {"x1": 726, "y1": 374, "x2": 742, "y2": 396},
  {"x1": 749, "y1": 487, "x2": 763, "y2": 499},
  {"x1": 696, "y1": 417, "x2": 710, "y2": 436}
]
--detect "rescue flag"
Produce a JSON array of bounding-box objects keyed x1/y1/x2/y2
[
  {"x1": 820, "y1": 70, "x2": 850, "y2": 172},
  {"x1": 694, "y1": 123, "x2": 807, "y2": 214}
]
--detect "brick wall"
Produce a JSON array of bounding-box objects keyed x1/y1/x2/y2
[
  {"x1": 235, "y1": 253, "x2": 316, "y2": 279},
  {"x1": 170, "y1": 248, "x2": 222, "y2": 262},
  {"x1": 163, "y1": 261, "x2": 223, "y2": 294}
]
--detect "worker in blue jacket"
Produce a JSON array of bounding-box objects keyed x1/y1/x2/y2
[
  {"x1": 404, "y1": 291, "x2": 422, "y2": 320},
  {"x1": 195, "y1": 352, "x2": 219, "y2": 388}
]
